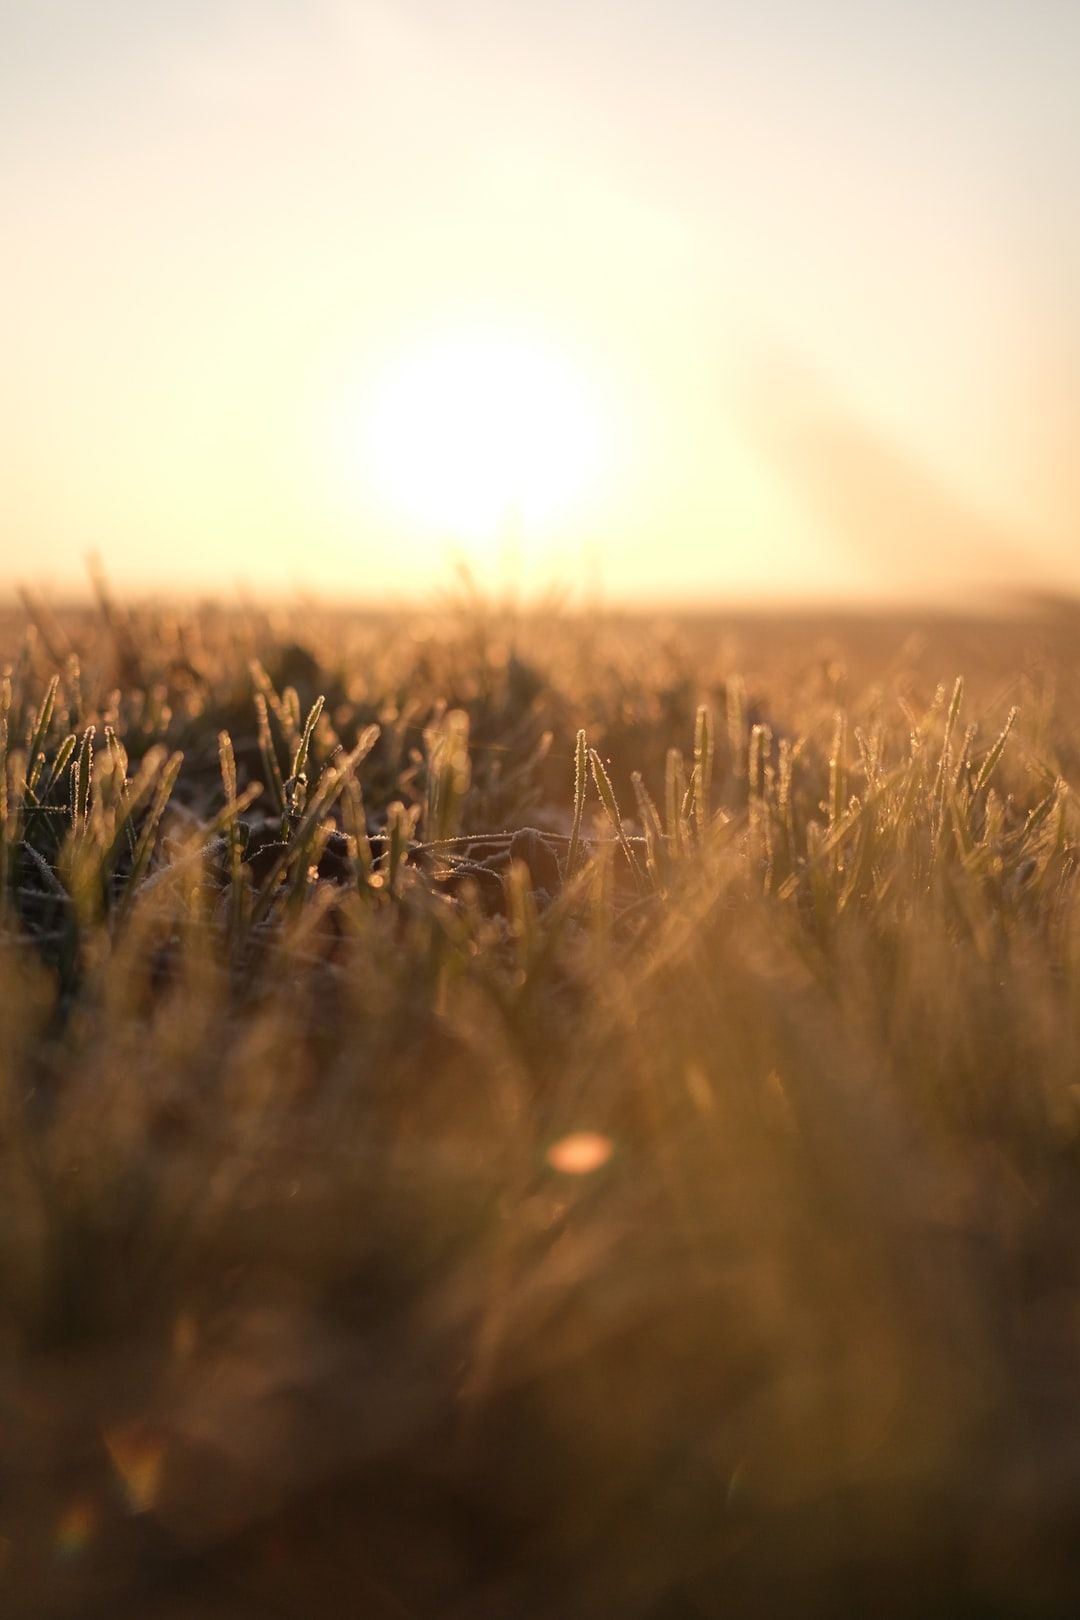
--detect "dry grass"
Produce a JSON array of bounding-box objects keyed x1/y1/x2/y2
[{"x1": 3, "y1": 591, "x2": 1080, "y2": 1618}]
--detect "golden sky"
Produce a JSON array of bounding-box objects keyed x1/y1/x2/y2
[{"x1": 3, "y1": 0, "x2": 1078, "y2": 603}]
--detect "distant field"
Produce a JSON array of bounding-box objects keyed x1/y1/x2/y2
[{"x1": 4, "y1": 592, "x2": 1080, "y2": 1618}]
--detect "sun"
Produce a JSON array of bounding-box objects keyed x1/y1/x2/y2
[{"x1": 355, "y1": 326, "x2": 610, "y2": 543}]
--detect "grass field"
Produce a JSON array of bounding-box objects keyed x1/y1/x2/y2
[{"x1": 4, "y1": 590, "x2": 1080, "y2": 1618}]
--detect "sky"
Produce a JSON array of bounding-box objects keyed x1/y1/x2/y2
[{"x1": 3, "y1": 0, "x2": 1079, "y2": 604}]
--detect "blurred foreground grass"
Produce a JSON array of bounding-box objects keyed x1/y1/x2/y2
[{"x1": 4, "y1": 592, "x2": 1080, "y2": 1617}]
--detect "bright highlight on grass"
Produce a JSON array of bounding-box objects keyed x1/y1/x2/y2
[{"x1": 358, "y1": 327, "x2": 609, "y2": 542}]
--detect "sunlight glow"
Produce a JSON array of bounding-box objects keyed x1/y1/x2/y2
[{"x1": 356, "y1": 328, "x2": 610, "y2": 544}]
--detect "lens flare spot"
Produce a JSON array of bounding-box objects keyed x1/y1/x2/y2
[
  {"x1": 54, "y1": 1500, "x2": 97, "y2": 1561},
  {"x1": 103, "y1": 1424, "x2": 166, "y2": 1515},
  {"x1": 546, "y1": 1131, "x2": 614, "y2": 1175}
]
